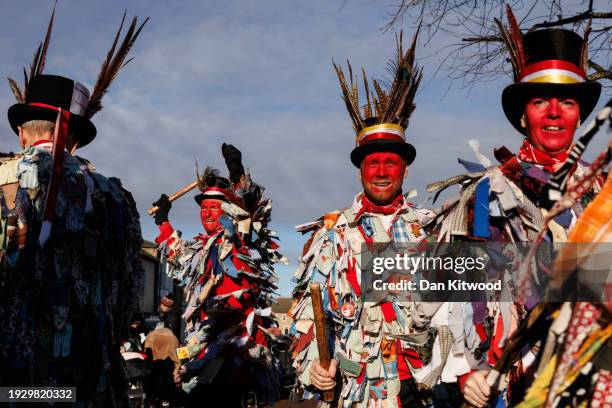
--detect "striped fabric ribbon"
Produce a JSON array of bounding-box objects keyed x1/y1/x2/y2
[{"x1": 547, "y1": 100, "x2": 612, "y2": 201}]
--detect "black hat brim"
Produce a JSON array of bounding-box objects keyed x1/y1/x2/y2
[
  {"x1": 502, "y1": 81, "x2": 601, "y2": 135},
  {"x1": 350, "y1": 139, "x2": 416, "y2": 168},
  {"x1": 8, "y1": 103, "x2": 97, "y2": 148}
]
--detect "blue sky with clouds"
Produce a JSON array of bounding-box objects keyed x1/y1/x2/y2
[{"x1": 1, "y1": 1, "x2": 609, "y2": 295}]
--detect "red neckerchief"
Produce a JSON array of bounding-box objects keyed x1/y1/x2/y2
[
  {"x1": 196, "y1": 226, "x2": 224, "y2": 243},
  {"x1": 355, "y1": 194, "x2": 404, "y2": 220},
  {"x1": 517, "y1": 140, "x2": 570, "y2": 172}
]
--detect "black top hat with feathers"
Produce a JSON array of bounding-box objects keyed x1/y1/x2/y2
[
  {"x1": 194, "y1": 166, "x2": 231, "y2": 206},
  {"x1": 333, "y1": 30, "x2": 422, "y2": 167},
  {"x1": 6, "y1": 4, "x2": 148, "y2": 148}
]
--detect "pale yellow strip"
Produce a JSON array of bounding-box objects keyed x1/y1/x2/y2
[{"x1": 526, "y1": 74, "x2": 581, "y2": 84}]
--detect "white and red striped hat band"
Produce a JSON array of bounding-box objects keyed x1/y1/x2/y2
[
  {"x1": 519, "y1": 59, "x2": 586, "y2": 84},
  {"x1": 356, "y1": 123, "x2": 405, "y2": 147},
  {"x1": 201, "y1": 187, "x2": 227, "y2": 198}
]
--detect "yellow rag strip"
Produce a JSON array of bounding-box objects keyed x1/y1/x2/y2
[
  {"x1": 517, "y1": 324, "x2": 612, "y2": 407},
  {"x1": 555, "y1": 324, "x2": 612, "y2": 395}
]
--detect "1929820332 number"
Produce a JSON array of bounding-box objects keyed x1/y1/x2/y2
[{"x1": 1, "y1": 387, "x2": 76, "y2": 402}]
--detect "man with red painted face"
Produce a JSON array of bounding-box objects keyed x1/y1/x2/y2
[
  {"x1": 427, "y1": 10, "x2": 605, "y2": 407},
  {"x1": 290, "y1": 32, "x2": 465, "y2": 407},
  {"x1": 152, "y1": 144, "x2": 286, "y2": 407}
]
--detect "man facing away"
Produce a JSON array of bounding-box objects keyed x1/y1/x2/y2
[{"x1": 0, "y1": 10, "x2": 146, "y2": 406}]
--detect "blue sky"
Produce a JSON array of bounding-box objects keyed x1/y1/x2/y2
[{"x1": 1, "y1": 1, "x2": 609, "y2": 295}]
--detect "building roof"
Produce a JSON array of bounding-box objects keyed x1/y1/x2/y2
[
  {"x1": 141, "y1": 240, "x2": 158, "y2": 262},
  {"x1": 272, "y1": 297, "x2": 293, "y2": 313}
]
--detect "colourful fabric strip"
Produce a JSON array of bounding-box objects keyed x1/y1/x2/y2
[{"x1": 473, "y1": 178, "x2": 490, "y2": 238}]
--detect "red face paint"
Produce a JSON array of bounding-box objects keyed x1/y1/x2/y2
[
  {"x1": 200, "y1": 199, "x2": 224, "y2": 234},
  {"x1": 524, "y1": 97, "x2": 580, "y2": 155},
  {"x1": 360, "y1": 152, "x2": 406, "y2": 205}
]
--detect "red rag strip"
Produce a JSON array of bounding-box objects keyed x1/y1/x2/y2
[{"x1": 346, "y1": 257, "x2": 361, "y2": 297}]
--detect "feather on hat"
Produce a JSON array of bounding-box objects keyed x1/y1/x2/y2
[{"x1": 333, "y1": 29, "x2": 422, "y2": 167}]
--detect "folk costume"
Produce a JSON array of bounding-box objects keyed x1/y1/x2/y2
[
  {"x1": 153, "y1": 146, "x2": 286, "y2": 405},
  {"x1": 425, "y1": 6, "x2": 606, "y2": 405},
  {"x1": 0, "y1": 10, "x2": 147, "y2": 407},
  {"x1": 290, "y1": 33, "x2": 467, "y2": 407},
  {"x1": 509, "y1": 132, "x2": 612, "y2": 407}
]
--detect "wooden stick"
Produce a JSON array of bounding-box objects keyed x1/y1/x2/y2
[
  {"x1": 148, "y1": 181, "x2": 198, "y2": 215},
  {"x1": 310, "y1": 282, "x2": 334, "y2": 402}
]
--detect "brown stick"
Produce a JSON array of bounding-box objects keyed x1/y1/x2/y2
[
  {"x1": 310, "y1": 282, "x2": 334, "y2": 402},
  {"x1": 148, "y1": 181, "x2": 198, "y2": 215}
]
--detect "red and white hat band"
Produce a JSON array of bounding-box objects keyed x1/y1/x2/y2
[
  {"x1": 200, "y1": 187, "x2": 228, "y2": 202},
  {"x1": 519, "y1": 59, "x2": 586, "y2": 84},
  {"x1": 356, "y1": 123, "x2": 405, "y2": 146}
]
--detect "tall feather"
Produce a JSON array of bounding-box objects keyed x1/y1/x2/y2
[
  {"x1": 495, "y1": 18, "x2": 520, "y2": 80},
  {"x1": 15, "y1": 1, "x2": 56, "y2": 101},
  {"x1": 36, "y1": 0, "x2": 57, "y2": 75},
  {"x1": 581, "y1": 19, "x2": 592, "y2": 72},
  {"x1": 333, "y1": 60, "x2": 364, "y2": 133},
  {"x1": 373, "y1": 79, "x2": 388, "y2": 114},
  {"x1": 85, "y1": 12, "x2": 149, "y2": 119},
  {"x1": 7, "y1": 77, "x2": 24, "y2": 103},
  {"x1": 495, "y1": 6, "x2": 526, "y2": 81},
  {"x1": 196, "y1": 165, "x2": 220, "y2": 192},
  {"x1": 333, "y1": 28, "x2": 421, "y2": 134},
  {"x1": 362, "y1": 67, "x2": 372, "y2": 119},
  {"x1": 381, "y1": 29, "x2": 422, "y2": 128},
  {"x1": 25, "y1": 43, "x2": 42, "y2": 91},
  {"x1": 505, "y1": 5, "x2": 525, "y2": 72}
]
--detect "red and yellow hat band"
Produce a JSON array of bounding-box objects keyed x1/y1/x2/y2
[
  {"x1": 519, "y1": 59, "x2": 586, "y2": 84},
  {"x1": 356, "y1": 123, "x2": 405, "y2": 146}
]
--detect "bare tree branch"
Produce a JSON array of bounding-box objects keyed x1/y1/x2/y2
[
  {"x1": 382, "y1": 0, "x2": 611, "y2": 92},
  {"x1": 530, "y1": 11, "x2": 612, "y2": 30},
  {"x1": 589, "y1": 60, "x2": 612, "y2": 81}
]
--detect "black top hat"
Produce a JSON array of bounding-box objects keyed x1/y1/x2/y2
[
  {"x1": 194, "y1": 167, "x2": 231, "y2": 206},
  {"x1": 501, "y1": 29, "x2": 601, "y2": 134},
  {"x1": 8, "y1": 75, "x2": 97, "y2": 147},
  {"x1": 349, "y1": 118, "x2": 416, "y2": 167}
]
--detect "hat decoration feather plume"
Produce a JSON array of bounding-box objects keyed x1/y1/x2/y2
[
  {"x1": 580, "y1": 19, "x2": 592, "y2": 72},
  {"x1": 196, "y1": 164, "x2": 222, "y2": 193},
  {"x1": 494, "y1": 5, "x2": 526, "y2": 81},
  {"x1": 332, "y1": 28, "x2": 422, "y2": 134},
  {"x1": 85, "y1": 11, "x2": 149, "y2": 119},
  {"x1": 6, "y1": 0, "x2": 56, "y2": 103}
]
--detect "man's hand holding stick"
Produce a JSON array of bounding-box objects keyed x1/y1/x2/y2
[
  {"x1": 309, "y1": 282, "x2": 336, "y2": 402},
  {"x1": 148, "y1": 181, "x2": 198, "y2": 216}
]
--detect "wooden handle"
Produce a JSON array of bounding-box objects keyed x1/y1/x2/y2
[
  {"x1": 310, "y1": 282, "x2": 334, "y2": 402},
  {"x1": 148, "y1": 181, "x2": 199, "y2": 215}
]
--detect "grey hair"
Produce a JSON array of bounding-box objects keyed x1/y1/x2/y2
[
  {"x1": 21, "y1": 119, "x2": 55, "y2": 135},
  {"x1": 20, "y1": 119, "x2": 75, "y2": 147}
]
